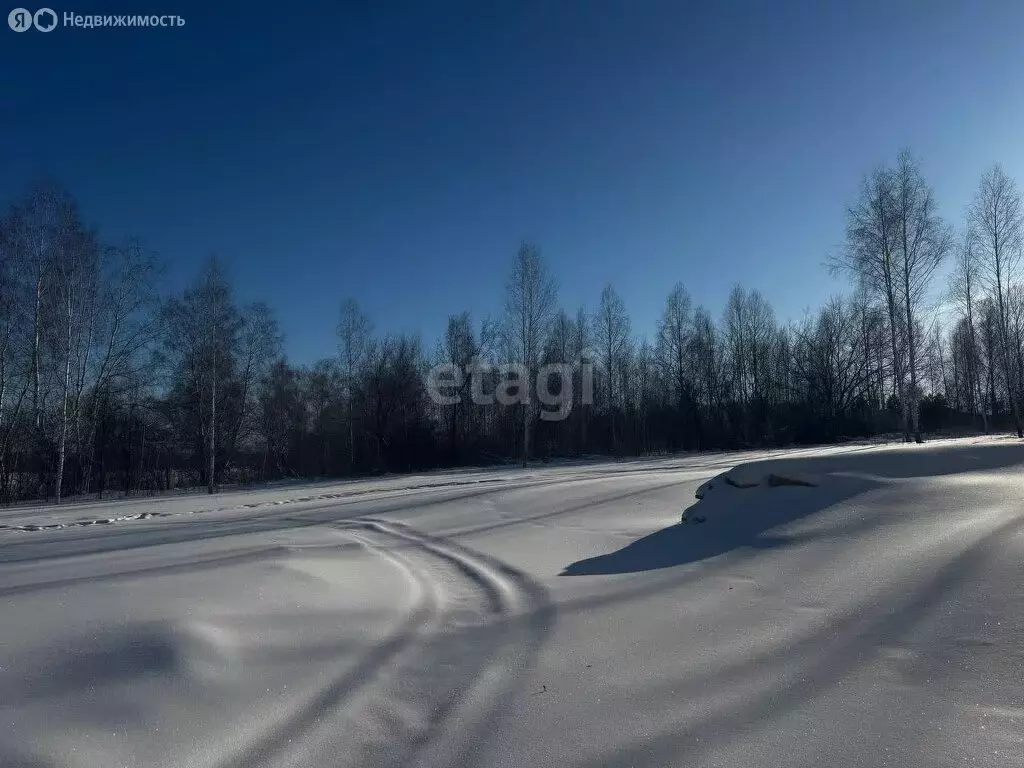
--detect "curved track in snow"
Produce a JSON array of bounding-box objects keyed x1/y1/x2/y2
[{"x1": 213, "y1": 519, "x2": 553, "y2": 768}]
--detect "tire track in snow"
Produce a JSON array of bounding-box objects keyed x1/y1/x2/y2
[
  {"x1": 214, "y1": 519, "x2": 553, "y2": 768},
  {"x1": 211, "y1": 525, "x2": 440, "y2": 768}
]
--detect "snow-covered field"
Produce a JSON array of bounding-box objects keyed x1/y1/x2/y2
[{"x1": 1, "y1": 437, "x2": 1021, "y2": 767}]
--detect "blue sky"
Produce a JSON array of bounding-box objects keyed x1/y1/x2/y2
[{"x1": 3, "y1": 1, "x2": 1023, "y2": 364}]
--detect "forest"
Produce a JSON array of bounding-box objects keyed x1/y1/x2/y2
[{"x1": 1, "y1": 151, "x2": 1021, "y2": 504}]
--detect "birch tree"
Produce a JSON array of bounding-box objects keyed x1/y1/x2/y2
[
  {"x1": 597, "y1": 283, "x2": 630, "y2": 449},
  {"x1": 503, "y1": 242, "x2": 557, "y2": 462},
  {"x1": 441, "y1": 311, "x2": 479, "y2": 460},
  {"x1": 656, "y1": 282, "x2": 692, "y2": 448},
  {"x1": 161, "y1": 258, "x2": 242, "y2": 493},
  {"x1": 0, "y1": 215, "x2": 30, "y2": 496},
  {"x1": 969, "y1": 164, "x2": 1024, "y2": 437},
  {"x1": 947, "y1": 230, "x2": 986, "y2": 431},
  {"x1": 835, "y1": 166, "x2": 909, "y2": 439},
  {"x1": 892, "y1": 151, "x2": 951, "y2": 442},
  {"x1": 337, "y1": 298, "x2": 372, "y2": 470},
  {"x1": 77, "y1": 239, "x2": 160, "y2": 494},
  {"x1": 51, "y1": 214, "x2": 99, "y2": 502}
]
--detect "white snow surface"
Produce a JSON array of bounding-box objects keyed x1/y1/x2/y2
[{"x1": 1, "y1": 436, "x2": 1022, "y2": 767}]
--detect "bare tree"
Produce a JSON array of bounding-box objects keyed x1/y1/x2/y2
[
  {"x1": 441, "y1": 311, "x2": 479, "y2": 460},
  {"x1": 51, "y1": 214, "x2": 99, "y2": 502},
  {"x1": 85, "y1": 240, "x2": 160, "y2": 491},
  {"x1": 632, "y1": 339, "x2": 654, "y2": 453},
  {"x1": 364, "y1": 333, "x2": 428, "y2": 471},
  {"x1": 656, "y1": 282, "x2": 692, "y2": 448},
  {"x1": 723, "y1": 285, "x2": 749, "y2": 414},
  {"x1": 892, "y1": 150, "x2": 951, "y2": 442},
  {"x1": 503, "y1": 242, "x2": 557, "y2": 462},
  {"x1": 0, "y1": 214, "x2": 31, "y2": 498},
  {"x1": 337, "y1": 298, "x2": 372, "y2": 471},
  {"x1": 744, "y1": 290, "x2": 777, "y2": 411},
  {"x1": 597, "y1": 283, "x2": 631, "y2": 449},
  {"x1": 161, "y1": 258, "x2": 242, "y2": 493},
  {"x1": 1007, "y1": 284, "x2": 1024, "y2": 410},
  {"x1": 2, "y1": 184, "x2": 83, "y2": 497},
  {"x1": 571, "y1": 306, "x2": 591, "y2": 451},
  {"x1": 947, "y1": 229, "x2": 987, "y2": 431},
  {"x1": 969, "y1": 164, "x2": 1024, "y2": 437},
  {"x1": 545, "y1": 310, "x2": 573, "y2": 365},
  {"x1": 834, "y1": 165, "x2": 909, "y2": 439},
  {"x1": 689, "y1": 306, "x2": 722, "y2": 419},
  {"x1": 923, "y1": 320, "x2": 949, "y2": 398},
  {"x1": 791, "y1": 296, "x2": 872, "y2": 432},
  {"x1": 850, "y1": 288, "x2": 888, "y2": 414},
  {"x1": 229, "y1": 302, "x2": 281, "y2": 462},
  {"x1": 259, "y1": 359, "x2": 305, "y2": 477},
  {"x1": 722, "y1": 285, "x2": 776, "y2": 443}
]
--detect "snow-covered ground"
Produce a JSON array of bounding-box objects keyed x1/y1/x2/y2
[{"x1": 1, "y1": 436, "x2": 1021, "y2": 767}]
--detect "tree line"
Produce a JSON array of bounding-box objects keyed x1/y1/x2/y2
[{"x1": 1, "y1": 154, "x2": 1022, "y2": 503}]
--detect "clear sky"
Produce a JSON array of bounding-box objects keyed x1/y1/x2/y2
[{"x1": 3, "y1": 1, "x2": 1023, "y2": 364}]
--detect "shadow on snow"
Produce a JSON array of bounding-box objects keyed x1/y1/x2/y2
[{"x1": 560, "y1": 440, "x2": 1024, "y2": 577}]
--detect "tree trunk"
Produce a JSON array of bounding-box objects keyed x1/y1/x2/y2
[
  {"x1": 994, "y1": 273, "x2": 1023, "y2": 437},
  {"x1": 882, "y1": 267, "x2": 908, "y2": 441},
  {"x1": 966, "y1": 301, "x2": 988, "y2": 434},
  {"x1": 32, "y1": 274, "x2": 42, "y2": 430},
  {"x1": 904, "y1": 290, "x2": 922, "y2": 444},
  {"x1": 55, "y1": 300, "x2": 73, "y2": 503},
  {"x1": 208, "y1": 358, "x2": 216, "y2": 494},
  {"x1": 522, "y1": 401, "x2": 532, "y2": 463},
  {"x1": 348, "y1": 400, "x2": 356, "y2": 473}
]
